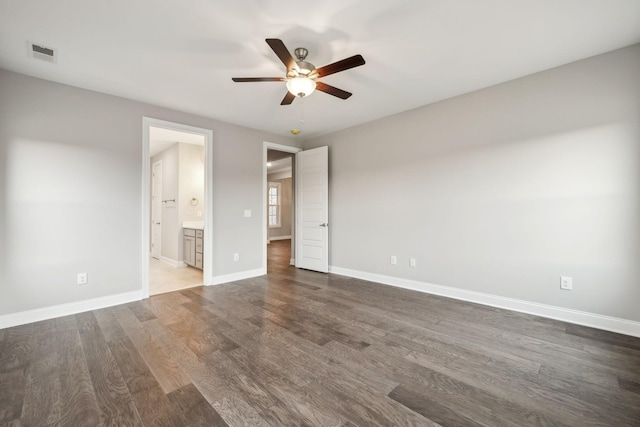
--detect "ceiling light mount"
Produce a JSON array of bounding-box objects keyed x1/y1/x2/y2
[{"x1": 294, "y1": 47, "x2": 309, "y2": 61}]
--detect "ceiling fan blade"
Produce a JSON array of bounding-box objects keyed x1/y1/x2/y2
[
  {"x1": 266, "y1": 38, "x2": 296, "y2": 71},
  {"x1": 312, "y1": 54, "x2": 365, "y2": 78},
  {"x1": 281, "y1": 92, "x2": 296, "y2": 105},
  {"x1": 315, "y1": 82, "x2": 352, "y2": 99},
  {"x1": 232, "y1": 77, "x2": 285, "y2": 82}
]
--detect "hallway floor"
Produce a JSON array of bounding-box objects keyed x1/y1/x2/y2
[{"x1": 266, "y1": 239, "x2": 292, "y2": 273}]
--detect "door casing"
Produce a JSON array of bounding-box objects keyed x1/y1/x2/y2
[
  {"x1": 142, "y1": 117, "x2": 213, "y2": 298},
  {"x1": 263, "y1": 142, "x2": 302, "y2": 272}
]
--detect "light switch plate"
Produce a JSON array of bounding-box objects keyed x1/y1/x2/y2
[{"x1": 244, "y1": 210, "x2": 252, "y2": 217}]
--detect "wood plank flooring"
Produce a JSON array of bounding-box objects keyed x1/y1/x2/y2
[{"x1": 1, "y1": 239, "x2": 639, "y2": 426}]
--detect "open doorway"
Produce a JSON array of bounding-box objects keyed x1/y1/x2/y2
[
  {"x1": 267, "y1": 151, "x2": 293, "y2": 273},
  {"x1": 263, "y1": 142, "x2": 302, "y2": 273},
  {"x1": 142, "y1": 118, "x2": 213, "y2": 298}
]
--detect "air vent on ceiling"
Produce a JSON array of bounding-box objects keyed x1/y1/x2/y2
[{"x1": 28, "y1": 41, "x2": 57, "y2": 63}]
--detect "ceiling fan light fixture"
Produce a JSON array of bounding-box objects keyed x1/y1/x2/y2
[
  {"x1": 232, "y1": 39, "x2": 365, "y2": 105},
  {"x1": 286, "y1": 76, "x2": 316, "y2": 97}
]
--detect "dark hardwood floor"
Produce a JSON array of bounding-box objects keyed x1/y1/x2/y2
[{"x1": 1, "y1": 239, "x2": 639, "y2": 426}]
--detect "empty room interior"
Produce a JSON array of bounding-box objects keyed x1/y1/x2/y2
[{"x1": 1, "y1": 1, "x2": 639, "y2": 426}]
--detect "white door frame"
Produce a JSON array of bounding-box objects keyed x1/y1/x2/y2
[
  {"x1": 263, "y1": 141, "x2": 302, "y2": 272},
  {"x1": 142, "y1": 117, "x2": 214, "y2": 298}
]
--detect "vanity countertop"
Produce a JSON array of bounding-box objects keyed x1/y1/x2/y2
[{"x1": 182, "y1": 221, "x2": 204, "y2": 230}]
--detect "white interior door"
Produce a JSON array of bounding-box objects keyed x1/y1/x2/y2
[
  {"x1": 151, "y1": 160, "x2": 162, "y2": 259},
  {"x1": 295, "y1": 146, "x2": 329, "y2": 272}
]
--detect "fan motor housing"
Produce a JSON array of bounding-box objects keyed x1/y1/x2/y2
[{"x1": 287, "y1": 61, "x2": 315, "y2": 77}]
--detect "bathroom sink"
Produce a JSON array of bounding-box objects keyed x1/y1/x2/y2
[{"x1": 182, "y1": 221, "x2": 204, "y2": 230}]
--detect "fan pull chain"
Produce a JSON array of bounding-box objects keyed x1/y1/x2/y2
[{"x1": 299, "y1": 97, "x2": 305, "y2": 125}]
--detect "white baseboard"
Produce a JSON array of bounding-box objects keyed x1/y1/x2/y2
[
  {"x1": 159, "y1": 256, "x2": 187, "y2": 268},
  {"x1": 330, "y1": 266, "x2": 640, "y2": 338},
  {"x1": 209, "y1": 268, "x2": 265, "y2": 286},
  {"x1": 290, "y1": 258, "x2": 295, "y2": 265},
  {"x1": 268, "y1": 235, "x2": 292, "y2": 241},
  {"x1": 0, "y1": 290, "x2": 144, "y2": 330}
]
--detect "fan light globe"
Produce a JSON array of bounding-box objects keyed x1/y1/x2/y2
[{"x1": 286, "y1": 77, "x2": 316, "y2": 97}]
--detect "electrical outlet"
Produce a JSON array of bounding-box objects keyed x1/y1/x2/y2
[
  {"x1": 233, "y1": 253, "x2": 240, "y2": 261},
  {"x1": 77, "y1": 272, "x2": 88, "y2": 285},
  {"x1": 410, "y1": 258, "x2": 416, "y2": 267},
  {"x1": 560, "y1": 276, "x2": 572, "y2": 290},
  {"x1": 390, "y1": 256, "x2": 397, "y2": 265}
]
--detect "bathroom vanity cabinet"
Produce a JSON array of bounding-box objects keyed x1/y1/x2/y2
[{"x1": 183, "y1": 228, "x2": 203, "y2": 270}]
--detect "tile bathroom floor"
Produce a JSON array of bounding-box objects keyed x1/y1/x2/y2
[{"x1": 149, "y1": 257, "x2": 203, "y2": 295}]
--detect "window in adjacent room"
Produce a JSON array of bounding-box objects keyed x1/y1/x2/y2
[{"x1": 268, "y1": 182, "x2": 281, "y2": 227}]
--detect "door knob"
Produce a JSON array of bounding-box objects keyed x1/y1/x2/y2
[{"x1": 319, "y1": 223, "x2": 328, "y2": 227}]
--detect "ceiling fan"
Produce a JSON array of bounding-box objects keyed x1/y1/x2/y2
[{"x1": 232, "y1": 38, "x2": 365, "y2": 105}]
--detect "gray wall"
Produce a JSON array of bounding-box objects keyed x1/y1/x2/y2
[
  {"x1": 0, "y1": 68, "x2": 299, "y2": 315},
  {"x1": 304, "y1": 44, "x2": 640, "y2": 322}
]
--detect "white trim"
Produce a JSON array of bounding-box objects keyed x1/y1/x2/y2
[
  {"x1": 329, "y1": 266, "x2": 640, "y2": 338},
  {"x1": 263, "y1": 142, "x2": 302, "y2": 273},
  {"x1": 0, "y1": 290, "x2": 143, "y2": 330},
  {"x1": 142, "y1": 117, "x2": 214, "y2": 296},
  {"x1": 159, "y1": 256, "x2": 187, "y2": 268},
  {"x1": 142, "y1": 120, "x2": 151, "y2": 297},
  {"x1": 290, "y1": 258, "x2": 295, "y2": 265},
  {"x1": 269, "y1": 235, "x2": 292, "y2": 241},
  {"x1": 210, "y1": 268, "x2": 265, "y2": 286}
]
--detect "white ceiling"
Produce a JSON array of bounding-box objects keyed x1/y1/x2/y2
[{"x1": 1, "y1": 1, "x2": 639, "y2": 139}]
